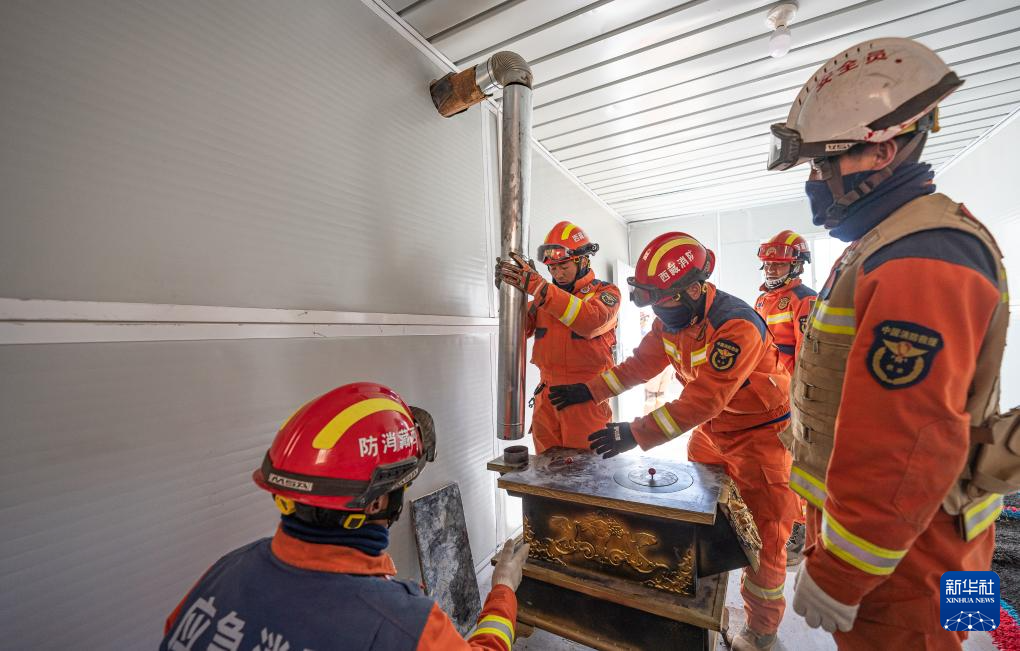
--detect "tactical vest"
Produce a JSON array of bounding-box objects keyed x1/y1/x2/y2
[{"x1": 788, "y1": 193, "x2": 1017, "y2": 542}]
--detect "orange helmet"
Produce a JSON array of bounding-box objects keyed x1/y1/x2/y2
[
  {"x1": 253, "y1": 382, "x2": 436, "y2": 525},
  {"x1": 537, "y1": 220, "x2": 599, "y2": 265},
  {"x1": 629, "y1": 233, "x2": 715, "y2": 307},
  {"x1": 757, "y1": 230, "x2": 811, "y2": 264}
]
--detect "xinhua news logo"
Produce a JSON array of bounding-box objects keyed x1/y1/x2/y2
[{"x1": 940, "y1": 571, "x2": 1000, "y2": 632}]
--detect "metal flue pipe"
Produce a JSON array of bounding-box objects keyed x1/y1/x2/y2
[{"x1": 430, "y1": 52, "x2": 533, "y2": 440}]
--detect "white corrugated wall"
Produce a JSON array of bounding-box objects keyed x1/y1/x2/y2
[{"x1": 0, "y1": 1, "x2": 627, "y2": 648}]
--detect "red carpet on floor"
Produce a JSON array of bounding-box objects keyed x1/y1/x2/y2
[{"x1": 991, "y1": 493, "x2": 1020, "y2": 650}]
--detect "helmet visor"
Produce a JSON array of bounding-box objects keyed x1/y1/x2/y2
[
  {"x1": 537, "y1": 243, "x2": 572, "y2": 263},
  {"x1": 757, "y1": 243, "x2": 799, "y2": 262}
]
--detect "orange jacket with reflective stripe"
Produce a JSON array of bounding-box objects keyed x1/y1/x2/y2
[
  {"x1": 164, "y1": 528, "x2": 518, "y2": 651},
  {"x1": 526, "y1": 269, "x2": 621, "y2": 383},
  {"x1": 587, "y1": 284, "x2": 790, "y2": 448},
  {"x1": 803, "y1": 223, "x2": 1003, "y2": 607},
  {"x1": 754, "y1": 278, "x2": 817, "y2": 372}
]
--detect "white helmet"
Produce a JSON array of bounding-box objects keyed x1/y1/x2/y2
[{"x1": 768, "y1": 38, "x2": 962, "y2": 171}]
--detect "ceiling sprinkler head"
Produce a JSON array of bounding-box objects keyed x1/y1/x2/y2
[{"x1": 765, "y1": 2, "x2": 798, "y2": 58}]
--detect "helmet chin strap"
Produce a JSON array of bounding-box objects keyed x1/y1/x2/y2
[
  {"x1": 576, "y1": 255, "x2": 590, "y2": 279},
  {"x1": 823, "y1": 131, "x2": 926, "y2": 229},
  {"x1": 675, "y1": 283, "x2": 707, "y2": 324},
  {"x1": 760, "y1": 261, "x2": 803, "y2": 289}
]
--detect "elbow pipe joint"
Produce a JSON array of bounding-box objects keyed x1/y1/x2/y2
[{"x1": 429, "y1": 51, "x2": 532, "y2": 118}]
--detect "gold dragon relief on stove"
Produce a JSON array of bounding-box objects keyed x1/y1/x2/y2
[
  {"x1": 720, "y1": 477, "x2": 763, "y2": 572},
  {"x1": 523, "y1": 511, "x2": 696, "y2": 596}
]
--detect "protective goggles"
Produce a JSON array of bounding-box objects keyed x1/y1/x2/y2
[
  {"x1": 767, "y1": 123, "x2": 856, "y2": 171},
  {"x1": 628, "y1": 277, "x2": 693, "y2": 308},
  {"x1": 538, "y1": 242, "x2": 598, "y2": 264},
  {"x1": 537, "y1": 243, "x2": 573, "y2": 263},
  {"x1": 757, "y1": 243, "x2": 799, "y2": 262}
]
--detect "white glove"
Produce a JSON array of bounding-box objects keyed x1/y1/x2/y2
[{"x1": 792, "y1": 564, "x2": 859, "y2": 633}]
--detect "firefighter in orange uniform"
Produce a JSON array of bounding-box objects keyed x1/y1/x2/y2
[
  {"x1": 767, "y1": 38, "x2": 1010, "y2": 648},
  {"x1": 496, "y1": 221, "x2": 621, "y2": 452},
  {"x1": 754, "y1": 230, "x2": 817, "y2": 568},
  {"x1": 161, "y1": 383, "x2": 529, "y2": 651},
  {"x1": 550, "y1": 233, "x2": 799, "y2": 651},
  {"x1": 754, "y1": 230, "x2": 817, "y2": 374}
]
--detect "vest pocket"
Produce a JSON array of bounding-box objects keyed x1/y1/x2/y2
[{"x1": 791, "y1": 421, "x2": 833, "y2": 480}]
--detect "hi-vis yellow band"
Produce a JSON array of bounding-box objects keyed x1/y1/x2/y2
[
  {"x1": 559, "y1": 295, "x2": 582, "y2": 326},
  {"x1": 469, "y1": 614, "x2": 515, "y2": 651},
  {"x1": 743, "y1": 576, "x2": 785, "y2": 601},
  {"x1": 662, "y1": 338, "x2": 683, "y2": 364},
  {"x1": 560, "y1": 224, "x2": 577, "y2": 241},
  {"x1": 691, "y1": 345, "x2": 708, "y2": 367},
  {"x1": 312, "y1": 398, "x2": 411, "y2": 450},
  {"x1": 811, "y1": 302, "x2": 857, "y2": 336},
  {"x1": 601, "y1": 370, "x2": 625, "y2": 395},
  {"x1": 790, "y1": 466, "x2": 827, "y2": 509},
  {"x1": 963, "y1": 493, "x2": 1003, "y2": 541},
  {"x1": 647, "y1": 237, "x2": 700, "y2": 276},
  {"x1": 767, "y1": 311, "x2": 793, "y2": 325},
  {"x1": 650, "y1": 405, "x2": 682, "y2": 439},
  {"x1": 785, "y1": 232, "x2": 802, "y2": 245},
  {"x1": 822, "y1": 511, "x2": 907, "y2": 576}
]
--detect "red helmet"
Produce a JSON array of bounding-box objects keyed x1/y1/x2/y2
[
  {"x1": 537, "y1": 220, "x2": 599, "y2": 264},
  {"x1": 757, "y1": 230, "x2": 811, "y2": 264},
  {"x1": 253, "y1": 382, "x2": 436, "y2": 515},
  {"x1": 629, "y1": 233, "x2": 715, "y2": 307}
]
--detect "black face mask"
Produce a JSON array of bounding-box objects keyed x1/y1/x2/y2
[
  {"x1": 805, "y1": 163, "x2": 935, "y2": 242},
  {"x1": 652, "y1": 303, "x2": 693, "y2": 331},
  {"x1": 652, "y1": 291, "x2": 706, "y2": 333}
]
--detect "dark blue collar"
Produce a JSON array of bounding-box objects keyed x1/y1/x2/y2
[{"x1": 280, "y1": 515, "x2": 390, "y2": 556}]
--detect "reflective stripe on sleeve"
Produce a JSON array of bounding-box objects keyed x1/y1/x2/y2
[
  {"x1": 662, "y1": 338, "x2": 682, "y2": 364},
  {"x1": 742, "y1": 576, "x2": 785, "y2": 601},
  {"x1": 469, "y1": 614, "x2": 514, "y2": 651},
  {"x1": 766, "y1": 311, "x2": 794, "y2": 324},
  {"x1": 559, "y1": 295, "x2": 582, "y2": 326},
  {"x1": 821, "y1": 511, "x2": 907, "y2": 576},
  {"x1": 650, "y1": 406, "x2": 683, "y2": 439},
  {"x1": 963, "y1": 493, "x2": 1003, "y2": 541},
  {"x1": 601, "y1": 370, "x2": 625, "y2": 395},
  {"x1": 789, "y1": 466, "x2": 827, "y2": 509},
  {"x1": 811, "y1": 302, "x2": 856, "y2": 336},
  {"x1": 691, "y1": 346, "x2": 707, "y2": 367}
]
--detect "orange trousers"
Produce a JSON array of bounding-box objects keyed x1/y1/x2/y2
[
  {"x1": 531, "y1": 382, "x2": 612, "y2": 453},
  {"x1": 688, "y1": 419, "x2": 799, "y2": 635},
  {"x1": 804, "y1": 506, "x2": 995, "y2": 650}
]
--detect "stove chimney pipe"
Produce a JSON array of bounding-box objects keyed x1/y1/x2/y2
[{"x1": 430, "y1": 52, "x2": 533, "y2": 440}]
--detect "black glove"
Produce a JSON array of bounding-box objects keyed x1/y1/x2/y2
[
  {"x1": 548, "y1": 383, "x2": 593, "y2": 410},
  {"x1": 588, "y1": 422, "x2": 637, "y2": 459}
]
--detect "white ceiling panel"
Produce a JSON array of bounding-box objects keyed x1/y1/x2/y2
[
  {"x1": 386, "y1": 0, "x2": 1020, "y2": 221},
  {"x1": 453, "y1": 0, "x2": 699, "y2": 68},
  {"x1": 398, "y1": 0, "x2": 509, "y2": 40},
  {"x1": 432, "y1": 0, "x2": 601, "y2": 60}
]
